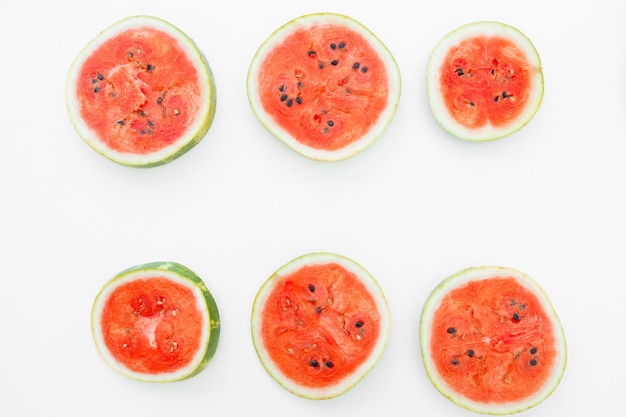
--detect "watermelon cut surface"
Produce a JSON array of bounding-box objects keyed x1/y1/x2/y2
[
  {"x1": 251, "y1": 252, "x2": 391, "y2": 399},
  {"x1": 427, "y1": 21, "x2": 543, "y2": 141},
  {"x1": 247, "y1": 13, "x2": 401, "y2": 161},
  {"x1": 420, "y1": 266, "x2": 567, "y2": 414},
  {"x1": 66, "y1": 16, "x2": 216, "y2": 167},
  {"x1": 91, "y1": 262, "x2": 220, "y2": 382}
]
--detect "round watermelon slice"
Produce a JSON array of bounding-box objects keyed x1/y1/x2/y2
[
  {"x1": 426, "y1": 21, "x2": 543, "y2": 141},
  {"x1": 247, "y1": 13, "x2": 401, "y2": 161},
  {"x1": 66, "y1": 16, "x2": 217, "y2": 167},
  {"x1": 251, "y1": 252, "x2": 391, "y2": 399},
  {"x1": 91, "y1": 261, "x2": 220, "y2": 382},
  {"x1": 420, "y1": 266, "x2": 567, "y2": 414}
]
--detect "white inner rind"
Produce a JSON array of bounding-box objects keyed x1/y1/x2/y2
[
  {"x1": 426, "y1": 21, "x2": 543, "y2": 142},
  {"x1": 65, "y1": 15, "x2": 214, "y2": 166},
  {"x1": 251, "y1": 252, "x2": 392, "y2": 399},
  {"x1": 91, "y1": 267, "x2": 211, "y2": 383},
  {"x1": 247, "y1": 13, "x2": 401, "y2": 161},
  {"x1": 420, "y1": 266, "x2": 567, "y2": 415}
]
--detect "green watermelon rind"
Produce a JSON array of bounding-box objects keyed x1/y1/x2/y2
[
  {"x1": 250, "y1": 252, "x2": 392, "y2": 399},
  {"x1": 91, "y1": 261, "x2": 221, "y2": 383},
  {"x1": 426, "y1": 21, "x2": 544, "y2": 142},
  {"x1": 65, "y1": 15, "x2": 217, "y2": 167},
  {"x1": 247, "y1": 13, "x2": 402, "y2": 162},
  {"x1": 419, "y1": 266, "x2": 567, "y2": 415}
]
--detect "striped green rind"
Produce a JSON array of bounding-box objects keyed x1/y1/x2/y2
[{"x1": 91, "y1": 261, "x2": 220, "y2": 382}]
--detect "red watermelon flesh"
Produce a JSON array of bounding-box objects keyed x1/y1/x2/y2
[
  {"x1": 427, "y1": 21, "x2": 543, "y2": 141},
  {"x1": 247, "y1": 13, "x2": 401, "y2": 161},
  {"x1": 100, "y1": 276, "x2": 204, "y2": 374},
  {"x1": 91, "y1": 262, "x2": 220, "y2": 383},
  {"x1": 420, "y1": 266, "x2": 567, "y2": 414},
  {"x1": 66, "y1": 16, "x2": 216, "y2": 166},
  {"x1": 251, "y1": 253, "x2": 391, "y2": 399}
]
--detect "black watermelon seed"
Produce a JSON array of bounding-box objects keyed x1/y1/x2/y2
[
  {"x1": 286, "y1": 99, "x2": 293, "y2": 107},
  {"x1": 157, "y1": 97, "x2": 163, "y2": 105},
  {"x1": 447, "y1": 327, "x2": 456, "y2": 334},
  {"x1": 319, "y1": 63, "x2": 325, "y2": 69},
  {"x1": 295, "y1": 97, "x2": 302, "y2": 104},
  {"x1": 325, "y1": 361, "x2": 334, "y2": 368},
  {"x1": 308, "y1": 284, "x2": 315, "y2": 292},
  {"x1": 148, "y1": 120, "x2": 155, "y2": 128},
  {"x1": 330, "y1": 43, "x2": 336, "y2": 50},
  {"x1": 309, "y1": 360, "x2": 319, "y2": 367},
  {"x1": 279, "y1": 84, "x2": 286, "y2": 92},
  {"x1": 530, "y1": 359, "x2": 538, "y2": 366},
  {"x1": 315, "y1": 306, "x2": 323, "y2": 314},
  {"x1": 338, "y1": 41, "x2": 345, "y2": 49},
  {"x1": 513, "y1": 313, "x2": 520, "y2": 322},
  {"x1": 494, "y1": 95, "x2": 500, "y2": 102},
  {"x1": 307, "y1": 50, "x2": 316, "y2": 57},
  {"x1": 331, "y1": 60, "x2": 338, "y2": 66},
  {"x1": 280, "y1": 94, "x2": 288, "y2": 102},
  {"x1": 327, "y1": 120, "x2": 334, "y2": 127},
  {"x1": 530, "y1": 347, "x2": 537, "y2": 354},
  {"x1": 117, "y1": 120, "x2": 124, "y2": 126},
  {"x1": 502, "y1": 91, "x2": 511, "y2": 98},
  {"x1": 91, "y1": 78, "x2": 97, "y2": 84},
  {"x1": 361, "y1": 66, "x2": 368, "y2": 73},
  {"x1": 451, "y1": 358, "x2": 460, "y2": 365},
  {"x1": 146, "y1": 64, "x2": 154, "y2": 72},
  {"x1": 355, "y1": 321, "x2": 363, "y2": 328},
  {"x1": 353, "y1": 62, "x2": 360, "y2": 70},
  {"x1": 456, "y1": 68, "x2": 464, "y2": 76},
  {"x1": 93, "y1": 87, "x2": 100, "y2": 93},
  {"x1": 467, "y1": 349, "x2": 475, "y2": 357},
  {"x1": 97, "y1": 73, "x2": 104, "y2": 80}
]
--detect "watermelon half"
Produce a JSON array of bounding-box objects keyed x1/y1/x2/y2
[
  {"x1": 247, "y1": 13, "x2": 401, "y2": 161},
  {"x1": 251, "y1": 252, "x2": 391, "y2": 399},
  {"x1": 66, "y1": 16, "x2": 217, "y2": 167},
  {"x1": 91, "y1": 261, "x2": 220, "y2": 382},
  {"x1": 420, "y1": 266, "x2": 567, "y2": 414},
  {"x1": 426, "y1": 21, "x2": 543, "y2": 141}
]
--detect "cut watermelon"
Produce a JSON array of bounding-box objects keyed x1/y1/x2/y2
[
  {"x1": 247, "y1": 13, "x2": 401, "y2": 161},
  {"x1": 427, "y1": 21, "x2": 543, "y2": 141},
  {"x1": 251, "y1": 252, "x2": 391, "y2": 399},
  {"x1": 66, "y1": 16, "x2": 216, "y2": 167},
  {"x1": 91, "y1": 262, "x2": 220, "y2": 382},
  {"x1": 420, "y1": 266, "x2": 567, "y2": 414}
]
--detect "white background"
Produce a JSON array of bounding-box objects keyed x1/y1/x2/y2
[{"x1": 1, "y1": 0, "x2": 624, "y2": 415}]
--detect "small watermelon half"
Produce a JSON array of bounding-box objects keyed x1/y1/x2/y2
[
  {"x1": 251, "y1": 252, "x2": 391, "y2": 399},
  {"x1": 420, "y1": 266, "x2": 567, "y2": 414},
  {"x1": 66, "y1": 16, "x2": 216, "y2": 167},
  {"x1": 427, "y1": 21, "x2": 543, "y2": 141},
  {"x1": 91, "y1": 261, "x2": 220, "y2": 382},
  {"x1": 247, "y1": 13, "x2": 401, "y2": 161}
]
